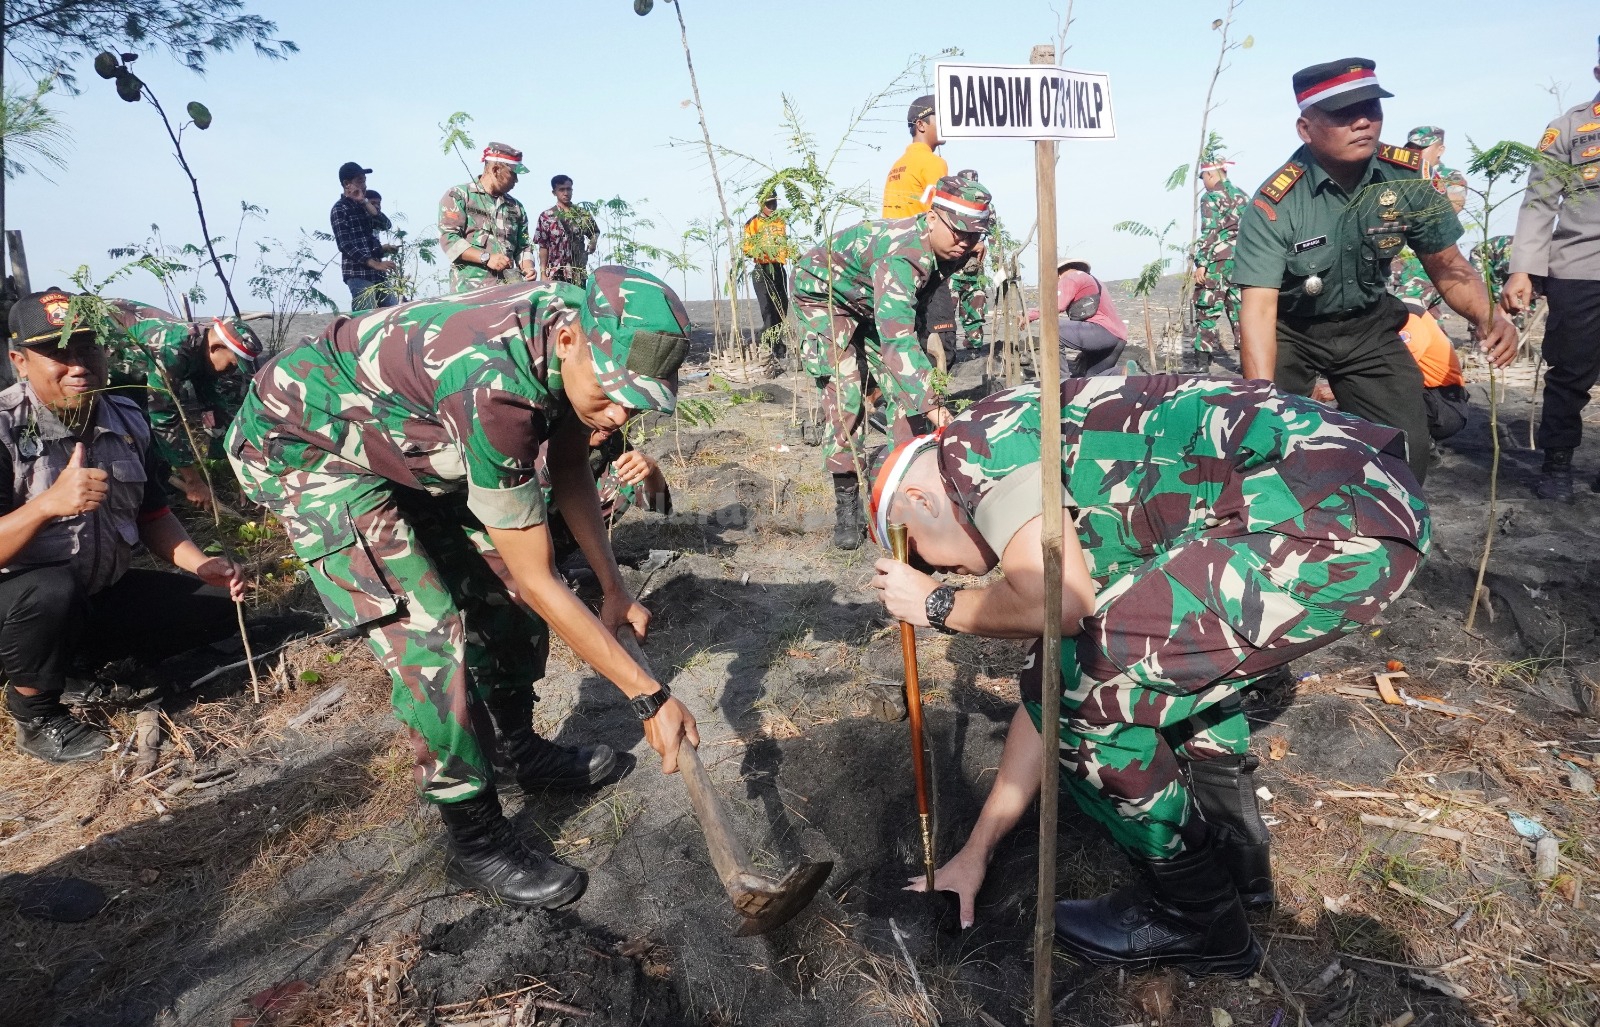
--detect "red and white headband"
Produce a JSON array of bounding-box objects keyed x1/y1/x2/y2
[
  {"x1": 1295, "y1": 66, "x2": 1378, "y2": 111},
  {"x1": 868, "y1": 434, "x2": 938, "y2": 549},
  {"x1": 482, "y1": 147, "x2": 521, "y2": 166},
  {"x1": 1199, "y1": 160, "x2": 1235, "y2": 173}
]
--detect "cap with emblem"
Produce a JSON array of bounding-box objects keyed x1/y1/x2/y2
[
  {"x1": 338, "y1": 161, "x2": 373, "y2": 183},
  {"x1": 210, "y1": 317, "x2": 263, "y2": 368},
  {"x1": 8, "y1": 289, "x2": 97, "y2": 348},
  {"x1": 1406, "y1": 126, "x2": 1444, "y2": 148},
  {"x1": 482, "y1": 142, "x2": 529, "y2": 175},
  {"x1": 579, "y1": 266, "x2": 691, "y2": 414},
  {"x1": 928, "y1": 175, "x2": 994, "y2": 233},
  {"x1": 907, "y1": 94, "x2": 937, "y2": 125},
  {"x1": 1292, "y1": 58, "x2": 1393, "y2": 113}
]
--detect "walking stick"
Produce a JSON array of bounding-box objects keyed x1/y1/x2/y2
[{"x1": 887, "y1": 522, "x2": 937, "y2": 893}]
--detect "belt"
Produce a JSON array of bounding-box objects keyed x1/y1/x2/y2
[{"x1": 1279, "y1": 297, "x2": 1389, "y2": 331}]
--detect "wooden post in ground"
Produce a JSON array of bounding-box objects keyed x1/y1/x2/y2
[
  {"x1": 7, "y1": 231, "x2": 31, "y2": 295},
  {"x1": 1029, "y1": 41, "x2": 1066, "y2": 1027}
]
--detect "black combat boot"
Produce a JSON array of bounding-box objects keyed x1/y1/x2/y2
[
  {"x1": 7, "y1": 685, "x2": 109, "y2": 764},
  {"x1": 1534, "y1": 448, "x2": 1575, "y2": 501},
  {"x1": 1186, "y1": 754, "x2": 1275, "y2": 909},
  {"x1": 1181, "y1": 348, "x2": 1209, "y2": 374},
  {"x1": 1053, "y1": 836, "x2": 1262, "y2": 978},
  {"x1": 487, "y1": 691, "x2": 617, "y2": 792},
  {"x1": 440, "y1": 789, "x2": 586, "y2": 909},
  {"x1": 832, "y1": 473, "x2": 864, "y2": 550}
]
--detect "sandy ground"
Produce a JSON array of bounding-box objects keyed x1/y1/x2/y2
[{"x1": 1, "y1": 287, "x2": 1598, "y2": 1027}]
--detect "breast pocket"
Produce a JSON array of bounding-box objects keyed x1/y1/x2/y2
[
  {"x1": 109, "y1": 459, "x2": 147, "y2": 543},
  {"x1": 1284, "y1": 245, "x2": 1335, "y2": 285}
]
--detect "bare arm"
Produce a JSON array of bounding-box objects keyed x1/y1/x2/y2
[
  {"x1": 1238, "y1": 286, "x2": 1280, "y2": 380},
  {"x1": 1418, "y1": 246, "x2": 1517, "y2": 368},
  {"x1": 546, "y1": 417, "x2": 632, "y2": 615}
]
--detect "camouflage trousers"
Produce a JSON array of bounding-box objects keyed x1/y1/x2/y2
[
  {"x1": 795, "y1": 298, "x2": 926, "y2": 476},
  {"x1": 953, "y1": 271, "x2": 988, "y2": 351},
  {"x1": 1022, "y1": 467, "x2": 1427, "y2": 859},
  {"x1": 1191, "y1": 265, "x2": 1240, "y2": 354},
  {"x1": 229, "y1": 437, "x2": 549, "y2": 806}
]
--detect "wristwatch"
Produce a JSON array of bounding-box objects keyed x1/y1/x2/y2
[
  {"x1": 925, "y1": 585, "x2": 958, "y2": 635},
  {"x1": 630, "y1": 682, "x2": 672, "y2": 721}
]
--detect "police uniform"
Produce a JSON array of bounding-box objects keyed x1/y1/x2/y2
[
  {"x1": 1509, "y1": 75, "x2": 1600, "y2": 491},
  {"x1": 1233, "y1": 59, "x2": 1460, "y2": 484}
]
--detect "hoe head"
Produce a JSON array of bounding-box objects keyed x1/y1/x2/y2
[{"x1": 729, "y1": 860, "x2": 834, "y2": 937}]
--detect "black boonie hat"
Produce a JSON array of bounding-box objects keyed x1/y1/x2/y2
[
  {"x1": 907, "y1": 94, "x2": 937, "y2": 125},
  {"x1": 338, "y1": 161, "x2": 372, "y2": 183},
  {"x1": 9, "y1": 289, "x2": 96, "y2": 348},
  {"x1": 1292, "y1": 58, "x2": 1393, "y2": 113}
]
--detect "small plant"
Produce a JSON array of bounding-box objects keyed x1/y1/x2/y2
[
  {"x1": 1113, "y1": 217, "x2": 1184, "y2": 369},
  {"x1": 248, "y1": 232, "x2": 339, "y2": 352},
  {"x1": 579, "y1": 196, "x2": 670, "y2": 268}
]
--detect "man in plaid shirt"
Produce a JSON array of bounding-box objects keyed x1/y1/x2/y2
[
  {"x1": 330, "y1": 161, "x2": 398, "y2": 311},
  {"x1": 534, "y1": 175, "x2": 599, "y2": 287}
]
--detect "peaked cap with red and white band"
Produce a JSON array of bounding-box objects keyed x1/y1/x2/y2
[
  {"x1": 866, "y1": 433, "x2": 940, "y2": 550},
  {"x1": 924, "y1": 174, "x2": 994, "y2": 233},
  {"x1": 1198, "y1": 159, "x2": 1234, "y2": 174},
  {"x1": 481, "y1": 142, "x2": 529, "y2": 174},
  {"x1": 211, "y1": 317, "x2": 261, "y2": 364},
  {"x1": 1291, "y1": 58, "x2": 1392, "y2": 113}
]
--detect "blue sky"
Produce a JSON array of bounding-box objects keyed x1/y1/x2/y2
[{"x1": 7, "y1": 0, "x2": 1598, "y2": 313}]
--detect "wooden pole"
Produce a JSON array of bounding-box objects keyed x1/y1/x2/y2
[
  {"x1": 888, "y1": 522, "x2": 937, "y2": 892},
  {"x1": 1029, "y1": 42, "x2": 1065, "y2": 1027}
]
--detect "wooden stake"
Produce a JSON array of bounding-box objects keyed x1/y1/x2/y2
[{"x1": 1030, "y1": 42, "x2": 1065, "y2": 1027}]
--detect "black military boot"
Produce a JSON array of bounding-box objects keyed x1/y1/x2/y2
[
  {"x1": 439, "y1": 789, "x2": 586, "y2": 909},
  {"x1": 1185, "y1": 754, "x2": 1275, "y2": 910},
  {"x1": 487, "y1": 692, "x2": 617, "y2": 792},
  {"x1": 832, "y1": 473, "x2": 864, "y2": 550},
  {"x1": 1053, "y1": 836, "x2": 1262, "y2": 978},
  {"x1": 7, "y1": 685, "x2": 109, "y2": 764},
  {"x1": 1181, "y1": 348, "x2": 1209, "y2": 374},
  {"x1": 1534, "y1": 448, "x2": 1575, "y2": 501}
]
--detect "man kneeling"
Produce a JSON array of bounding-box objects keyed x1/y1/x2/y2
[{"x1": 868, "y1": 374, "x2": 1429, "y2": 976}]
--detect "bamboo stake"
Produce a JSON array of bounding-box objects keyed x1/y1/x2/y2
[{"x1": 1030, "y1": 43, "x2": 1065, "y2": 1027}]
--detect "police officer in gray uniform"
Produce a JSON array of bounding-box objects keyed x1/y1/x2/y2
[
  {"x1": 1503, "y1": 40, "x2": 1600, "y2": 500},
  {"x1": 1234, "y1": 58, "x2": 1517, "y2": 485},
  {"x1": 0, "y1": 290, "x2": 246, "y2": 763}
]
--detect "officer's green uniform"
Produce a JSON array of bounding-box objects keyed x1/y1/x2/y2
[{"x1": 1233, "y1": 142, "x2": 1461, "y2": 484}]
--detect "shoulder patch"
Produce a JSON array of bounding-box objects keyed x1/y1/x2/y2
[
  {"x1": 1377, "y1": 144, "x2": 1423, "y2": 170},
  {"x1": 1539, "y1": 127, "x2": 1560, "y2": 151},
  {"x1": 1252, "y1": 197, "x2": 1278, "y2": 222},
  {"x1": 1593, "y1": 100, "x2": 1600, "y2": 116},
  {"x1": 1259, "y1": 163, "x2": 1305, "y2": 203}
]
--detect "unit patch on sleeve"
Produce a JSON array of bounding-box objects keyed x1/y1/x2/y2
[
  {"x1": 1376, "y1": 143, "x2": 1423, "y2": 170},
  {"x1": 1259, "y1": 163, "x2": 1305, "y2": 203},
  {"x1": 1539, "y1": 127, "x2": 1561, "y2": 151}
]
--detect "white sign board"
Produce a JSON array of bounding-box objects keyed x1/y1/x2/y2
[{"x1": 933, "y1": 62, "x2": 1115, "y2": 141}]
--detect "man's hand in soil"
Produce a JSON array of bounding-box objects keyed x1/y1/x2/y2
[
  {"x1": 870, "y1": 559, "x2": 938, "y2": 627},
  {"x1": 1475, "y1": 309, "x2": 1519, "y2": 370},
  {"x1": 612, "y1": 450, "x2": 659, "y2": 488},
  {"x1": 1500, "y1": 272, "x2": 1536, "y2": 315},
  {"x1": 194, "y1": 556, "x2": 249, "y2": 602},
  {"x1": 36, "y1": 443, "x2": 108, "y2": 518},
  {"x1": 644, "y1": 695, "x2": 700, "y2": 775},
  {"x1": 485, "y1": 252, "x2": 513, "y2": 273},
  {"x1": 175, "y1": 464, "x2": 214, "y2": 510},
  {"x1": 904, "y1": 847, "x2": 986, "y2": 929},
  {"x1": 603, "y1": 591, "x2": 651, "y2": 641}
]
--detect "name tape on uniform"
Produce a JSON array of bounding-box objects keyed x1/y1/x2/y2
[{"x1": 934, "y1": 62, "x2": 1115, "y2": 141}]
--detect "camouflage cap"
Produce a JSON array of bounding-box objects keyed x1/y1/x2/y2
[
  {"x1": 482, "y1": 142, "x2": 529, "y2": 175},
  {"x1": 928, "y1": 175, "x2": 994, "y2": 233},
  {"x1": 580, "y1": 265, "x2": 691, "y2": 414},
  {"x1": 1406, "y1": 125, "x2": 1444, "y2": 148}
]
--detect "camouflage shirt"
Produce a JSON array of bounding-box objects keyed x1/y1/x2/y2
[
  {"x1": 230, "y1": 282, "x2": 587, "y2": 531},
  {"x1": 107, "y1": 300, "x2": 238, "y2": 468},
  {"x1": 0, "y1": 383, "x2": 168, "y2": 593},
  {"x1": 936, "y1": 375, "x2": 1428, "y2": 585},
  {"x1": 1196, "y1": 180, "x2": 1250, "y2": 266},
  {"x1": 790, "y1": 214, "x2": 948, "y2": 376},
  {"x1": 438, "y1": 179, "x2": 536, "y2": 293}
]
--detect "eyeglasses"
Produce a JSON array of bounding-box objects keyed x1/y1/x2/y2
[{"x1": 935, "y1": 211, "x2": 982, "y2": 243}]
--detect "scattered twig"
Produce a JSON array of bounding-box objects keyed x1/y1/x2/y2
[
  {"x1": 0, "y1": 812, "x2": 70, "y2": 847},
  {"x1": 888, "y1": 917, "x2": 936, "y2": 1022},
  {"x1": 285, "y1": 684, "x2": 348, "y2": 730},
  {"x1": 1386, "y1": 879, "x2": 1460, "y2": 917},
  {"x1": 1359, "y1": 813, "x2": 1467, "y2": 845}
]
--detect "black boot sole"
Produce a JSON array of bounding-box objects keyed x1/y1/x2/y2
[
  {"x1": 17, "y1": 745, "x2": 107, "y2": 765},
  {"x1": 1055, "y1": 932, "x2": 1264, "y2": 979},
  {"x1": 446, "y1": 860, "x2": 588, "y2": 910}
]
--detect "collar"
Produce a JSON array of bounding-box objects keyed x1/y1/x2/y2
[
  {"x1": 1299, "y1": 143, "x2": 1383, "y2": 198},
  {"x1": 18, "y1": 382, "x2": 118, "y2": 443}
]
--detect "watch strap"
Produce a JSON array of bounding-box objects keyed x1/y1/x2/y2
[{"x1": 630, "y1": 682, "x2": 672, "y2": 720}]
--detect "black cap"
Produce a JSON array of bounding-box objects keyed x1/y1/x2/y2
[
  {"x1": 907, "y1": 94, "x2": 936, "y2": 124},
  {"x1": 9, "y1": 289, "x2": 96, "y2": 348},
  {"x1": 1291, "y1": 58, "x2": 1393, "y2": 113},
  {"x1": 338, "y1": 161, "x2": 372, "y2": 183}
]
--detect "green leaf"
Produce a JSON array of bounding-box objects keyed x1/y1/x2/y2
[
  {"x1": 324, "y1": 652, "x2": 343, "y2": 665},
  {"x1": 1165, "y1": 165, "x2": 1189, "y2": 192},
  {"x1": 1241, "y1": 35, "x2": 1254, "y2": 49},
  {"x1": 186, "y1": 101, "x2": 212, "y2": 129},
  {"x1": 299, "y1": 670, "x2": 323, "y2": 685}
]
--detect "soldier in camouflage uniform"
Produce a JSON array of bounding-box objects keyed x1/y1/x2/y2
[
  {"x1": 869, "y1": 374, "x2": 1429, "y2": 975},
  {"x1": 949, "y1": 169, "x2": 992, "y2": 360},
  {"x1": 1187, "y1": 160, "x2": 1250, "y2": 371},
  {"x1": 790, "y1": 175, "x2": 992, "y2": 549},
  {"x1": 227, "y1": 267, "x2": 700, "y2": 909},
  {"x1": 106, "y1": 301, "x2": 261, "y2": 510},
  {"x1": 438, "y1": 142, "x2": 538, "y2": 293}
]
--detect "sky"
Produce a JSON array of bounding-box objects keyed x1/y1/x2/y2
[{"x1": 5, "y1": 0, "x2": 1598, "y2": 314}]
